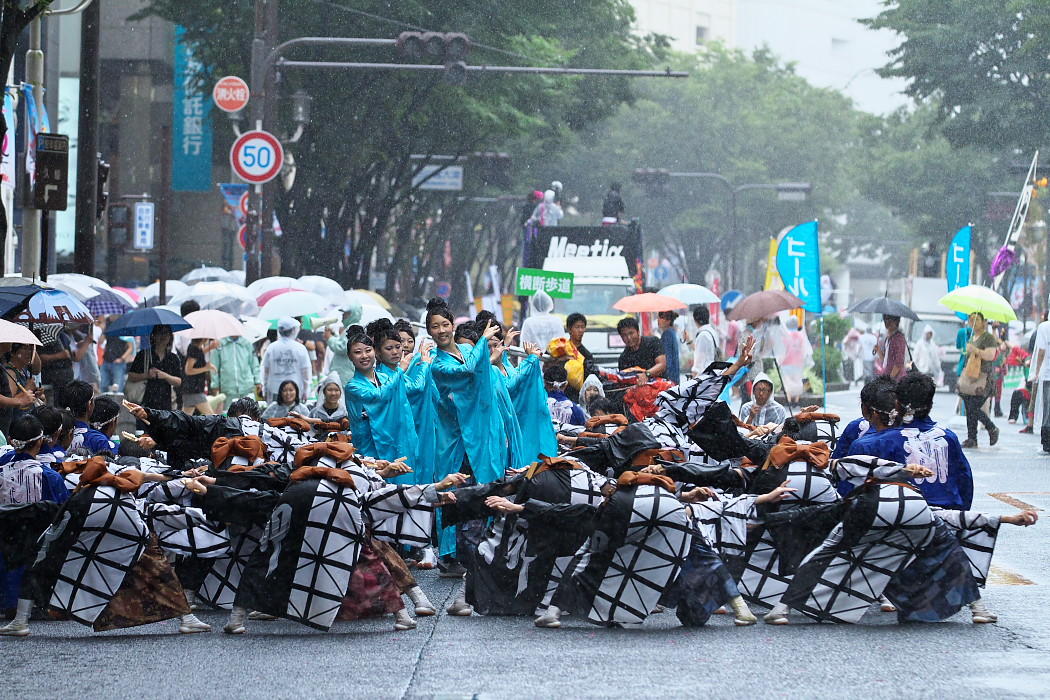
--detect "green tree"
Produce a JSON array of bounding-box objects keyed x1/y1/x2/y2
[
  {"x1": 864, "y1": 0, "x2": 1050, "y2": 151},
  {"x1": 549, "y1": 46, "x2": 861, "y2": 291},
  {"x1": 137, "y1": 0, "x2": 664, "y2": 305}
]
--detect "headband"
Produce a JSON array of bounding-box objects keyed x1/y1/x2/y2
[{"x1": 10, "y1": 432, "x2": 44, "y2": 451}]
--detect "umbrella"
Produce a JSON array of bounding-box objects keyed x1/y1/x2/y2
[
  {"x1": 726, "y1": 289, "x2": 804, "y2": 322},
  {"x1": 226, "y1": 270, "x2": 246, "y2": 286},
  {"x1": 612, "y1": 292, "x2": 687, "y2": 313},
  {"x1": 246, "y1": 276, "x2": 299, "y2": 297},
  {"x1": 48, "y1": 272, "x2": 111, "y2": 290},
  {"x1": 0, "y1": 284, "x2": 44, "y2": 319},
  {"x1": 49, "y1": 279, "x2": 102, "y2": 302},
  {"x1": 179, "y1": 309, "x2": 247, "y2": 339},
  {"x1": 359, "y1": 304, "x2": 393, "y2": 325},
  {"x1": 657, "y1": 283, "x2": 720, "y2": 305},
  {"x1": 140, "y1": 280, "x2": 189, "y2": 307},
  {"x1": 110, "y1": 287, "x2": 141, "y2": 306},
  {"x1": 258, "y1": 290, "x2": 333, "y2": 321},
  {"x1": 12, "y1": 289, "x2": 93, "y2": 324},
  {"x1": 169, "y1": 281, "x2": 259, "y2": 317},
  {"x1": 181, "y1": 266, "x2": 235, "y2": 285},
  {"x1": 938, "y1": 285, "x2": 1017, "y2": 322},
  {"x1": 239, "y1": 316, "x2": 272, "y2": 343},
  {"x1": 847, "y1": 296, "x2": 920, "y2": 322},
  {"x1": 0, "y1": 319, "x2": 41, "y2": 345},
  {"x1": 349, "y1": 288, "x2": 393, "y2": 311},
  {"x1": 104, "y1": 308, "x2": 190, "y2": 337},
  {"x1": 256, "y1": 287, "x2": 306, "y2": 307},
  {"x1": 297, "y1": 275, "x2": 345, "y2": 299},
  {"x1": 86, "y1": 288, "x2": 135, "y2": 317}
]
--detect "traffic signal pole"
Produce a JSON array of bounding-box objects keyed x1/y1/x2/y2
[
  {"x1": 73, "y1": 0, "x2": 100, "y2": 275},
  {"x1": 21, "y1": 18, "x2": 43, "y2": 279}
]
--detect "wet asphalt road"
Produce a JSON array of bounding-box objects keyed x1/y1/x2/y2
[{"x1": 3, "y1": 387, "x2": 1049, "y2": 700}]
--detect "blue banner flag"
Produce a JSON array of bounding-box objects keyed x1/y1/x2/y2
[
  {"x1": 775, "y1": 220, "x2": 822, "y2": 313},
  {"x1": 947, "y1": 225, "x2": 972, "y2": 320},
  {"x1": 173, "y1": 27, "x2": 213, "y2": 192}
]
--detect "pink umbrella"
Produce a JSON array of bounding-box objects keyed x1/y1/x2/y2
[
  {"x1": 256, "y1": 287, "x2": 305, "y2": 307},
  {"x1": 112, "y1": 287, "x2": 141, "y2": 304}
]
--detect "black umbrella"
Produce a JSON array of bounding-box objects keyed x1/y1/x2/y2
[
  {"x1": 848, "y1": 295, "x2": 920, "y2": 321},
  {"x1": 0, "y1": 285, "x2": 45, "y2": 320}
]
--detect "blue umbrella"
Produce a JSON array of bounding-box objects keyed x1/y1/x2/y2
[
  {"x1": 104, "y1": 308, "x2": 190, "y2": 337},
  {"x1": 0, "y1": 284, "x2": 45, "y2": 320}
]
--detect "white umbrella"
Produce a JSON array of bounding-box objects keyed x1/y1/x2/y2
[
  {"x1": 169, "y1": 281, "x2": 259, "y2": 317},
  {"x1": 226, "y1": 269, "x2": 246, "y2": 286},
  {"x1": 658, "y1": 283, "x2": 720, "y2": 305},
  {"x1": 140, "y1": 280, "x2": 190, "y2": 307},
  {"x1": 239, "y1": 316, "x2": 272, "y2": 343},
  {"x1": 258, "y1": 290, "x2": 333, "y2": 321},
  {"x1": 342, "y1": 290, "x2": 375, "y2": 312},
  {"x1": 178, "y1": 309, "x2": 247, "y2": 339},
  {"x1": 246, "y1": 276, "x2": 299, "y2": 297},
  {"x1": 0, "y1": 318, "x2": 41, "y2": 345},
  {"x1": 49, "y1": 279, "x2": 101, "y2": 302},
  {"x1": 359, "y1": 304, "x2": 393, "y2": 325},
  {"x1": 181, "y1": 266, "x2": 235, "y2": 285},
  {"x1": 49, "y1": 273, "x2": 112, "y2": 291},
  {"x1": 297, "y1": 275, "x2": 345, "y2": 299}
]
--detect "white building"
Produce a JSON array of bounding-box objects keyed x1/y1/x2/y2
[{"x1": 629, "y1": 0, "x2": 911, "y2": 115}]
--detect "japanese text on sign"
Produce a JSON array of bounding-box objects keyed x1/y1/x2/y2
[
  {"x1": 515, "y1": 267, "x2": 575, "y2": 299},
  {"x1": 133, "y1": 201, "x2": 155, "y2": 250}
]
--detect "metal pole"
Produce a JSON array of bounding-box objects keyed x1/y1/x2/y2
[
  {"x1": 74, "y1": 0, "x2": 100, "y2": 275},
  {"x1": 259, "y1": 0, "x2": 279, "y2": 277},
  {"x1": 244, "y1": 0, "x2": 268, "y2": 284},
  {"x1": 39, "y1": 210, "x2": 49, "y2": 280},
  {"x1": 159, "y1": 126, "x2": 171, "y2": 304},
  {"x1": 275, "y1": 60, "x2": 688, "y2": 78},
  {"x1": 21, "y1": 18, "x2": 43, "y2": 279}
]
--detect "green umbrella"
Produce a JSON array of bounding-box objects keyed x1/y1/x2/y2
[{"x1": 938, "y1": 284, "x2": 1017, "y2": 322}]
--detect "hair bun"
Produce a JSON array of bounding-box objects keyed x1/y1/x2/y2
[
  {"x1": 365, "y1": 317, "x2": 394, "y2": 337},
  {"x1": 426, "y1": 297, "x2": 450, "y2": 311}
]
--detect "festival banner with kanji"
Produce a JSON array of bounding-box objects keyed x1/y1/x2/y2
[
  {"x1": 173, "y1": 26, "x2": 213, "y2": 192},
  {"x1": 515, "y1": 267, "x2": 574, "y2": 298}
]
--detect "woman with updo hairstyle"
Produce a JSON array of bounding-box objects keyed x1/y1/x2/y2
[{"x1": 343, "y1": 327, "x2": 417, "y2": 464}]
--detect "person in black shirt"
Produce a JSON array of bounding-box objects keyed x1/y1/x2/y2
[
  {"x1": 36, "y1": 324, "x2": 76, "y2": 403},
  {"x1": 127, "y1": 325, "x2": 183, "y2": 413},
  {"x1": 616, "y1": 317, "x2": 666, "y2": 385},
  {"x1": 183, "y1": 337, "x2": 216, "y2": 415},
  {"x1": 601, "y1": 182, "x2": 626, "y2": 225}
]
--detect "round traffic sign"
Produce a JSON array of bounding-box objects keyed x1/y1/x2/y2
[
  {"x1": 230, "y1": 130, "x2": 284, "y2": 184},
  {"x1": 213, "y1": 76, "x2": 250, "y2": 113},
  {"x1": 239, "y1": 191, "x2": 249, "y2": 217},
  {"x1": 238, "y1": 225, "x2": 248, "y2": 250}
]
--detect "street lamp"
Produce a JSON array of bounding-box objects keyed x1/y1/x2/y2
[{"x1": 633, "y1": 169, "x2": 812, "y2": 288}]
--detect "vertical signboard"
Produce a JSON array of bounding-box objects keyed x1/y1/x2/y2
[{"x1": 173, "y1": 26, "x2": 213, "y2": 192}]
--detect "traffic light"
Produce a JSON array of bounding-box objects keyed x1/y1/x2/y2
[
  {"x1": 33, "y1": 133, "x2": 69, "y2": 211},
  {"x1": 96, "y1": 154, "x2": 110, "y2": 220},
  {"x1": 107, "y1": 203, "x2": 130, "y2": 246},
  {"x1": 472, "y1": 152, "x2": 511, "y2": 189},
  {"x1": 632, "y1": 168, "x2": 671, "y2": 197},
  {"x1": 397, "y1": 31, "x2": 471, "y2": 85}
]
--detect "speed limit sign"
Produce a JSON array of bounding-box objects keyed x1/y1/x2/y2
[{"x1": 229, "y1": 130, "x2": 284, "y2": 184}]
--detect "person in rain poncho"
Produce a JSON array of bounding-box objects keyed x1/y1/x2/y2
[
  {"x1": 261, "y1": 317, "x2": 313, "y2": 402},
  {"x1": 520, "y1": 290, "x2": 563, "y2": 351},
  {"x1": 325, "y1": 301, "x2": 363, "y2": 386},
  {"x1": 211, "y1": 333, "x2": 262, "y2": 410},
  {"x1": 779, "y1": 316, "x2": 813, "y2": 403},
  {"x1": 738, "y1": 372, "x2": 788, "y2": 426},
  {"x1": 912, "y1": 324, "x2": 944, "y2": 386},
  {"x1": 526, "y1": 189, "x2": 563, "y2": 227}
]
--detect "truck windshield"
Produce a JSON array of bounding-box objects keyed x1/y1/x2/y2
[
  {"x1": 908, "y1": 319, "x2": 963, "y2": 345},
  {"x1": 553, "y1": 284, "x2": 635, "y2": 317}
]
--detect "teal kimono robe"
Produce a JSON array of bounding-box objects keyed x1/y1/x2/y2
[
  {"x1": 431, "y1": 342, "x2": 506, "y2": 485},
  {"x1": 503, "y1": 354, "x2": 559, "y2": 464},
  {"x1": 404, "y1": 354, "x2": 439, "y2": 486},
  {"x1": 376, "y1": 361, "x2": 424, "y2": 484},
  {"x1": 344, "y1": 366, "x2": 417, "y2": 464}
]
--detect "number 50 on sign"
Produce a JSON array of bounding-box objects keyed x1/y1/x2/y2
[{"x1": 229, "y1": 130, "x2": 284, "y2": 185}]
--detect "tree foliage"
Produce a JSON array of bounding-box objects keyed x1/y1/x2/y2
[
  {"x1": 864, "y1": 0, "x2": 1050, "y2": 151},
  {"x1": 136, "y1": 0, "x2": 664, "y2": 304}
]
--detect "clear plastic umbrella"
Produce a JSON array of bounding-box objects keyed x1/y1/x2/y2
[
  {"x1": 178, "y1": 309, "x2": 247, "y2": 339},
  {"x1": 258, "y1": 290, "x2": 333, "y2": 321},
  {"x1": 169, "y1": 281, "x2": 259, "y2": 317},
  {"x1": 140, "y1": 280, "x2": 190, "y2": 307},
  {"x1": 657, "y1": 283, "x2": 720, "y2": 305},
  {"x1": 297, "y1": 275, "x2": 345, "y2": 299},
  {"x1": 180, "y1": 266, "x2": 236, "y2": 285},
  {"x1": 245, "y1": 276, "x2": 299, "y2": 297}
]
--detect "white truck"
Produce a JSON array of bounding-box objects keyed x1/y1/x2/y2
[{"x1": 524, "y1": 224, "x2": 642, "y2": 364}]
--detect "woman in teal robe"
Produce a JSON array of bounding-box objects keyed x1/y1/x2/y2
[{"x1": 343, "y1": 332, "x2": 417, "y2": 465}]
